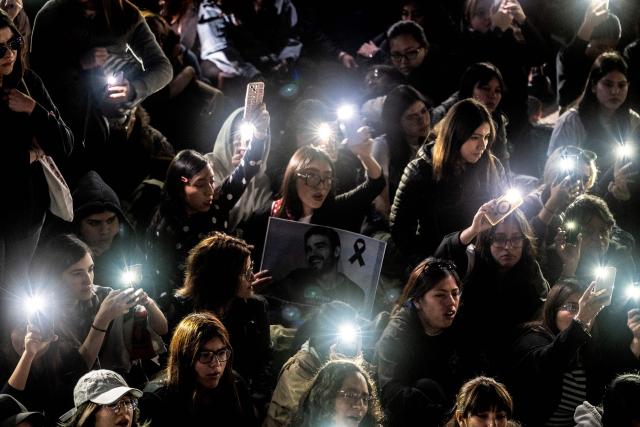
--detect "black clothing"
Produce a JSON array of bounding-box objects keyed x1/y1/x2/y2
[
  {"x1": 507, "y1": 320, "x2": 592, "y2": 426},
  {"x1": 390, "y1": 143, "x2": 507, "y2": 267},
  {"x1": 376, "y1": 303, "x2": 481, "y2": 427},
  {"x1": 435, "y1": 231, "x2": 549, "y2": 374},
  {"x1": 139, "y1": 373, "x2": 259, "y2": 427}
]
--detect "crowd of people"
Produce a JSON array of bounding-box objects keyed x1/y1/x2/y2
[{"x1": 2, "y1": 0, "x2": 640, "y2": 425}]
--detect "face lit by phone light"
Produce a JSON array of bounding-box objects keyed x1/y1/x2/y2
[
  {"x1": 490, "y1": 220, "x2": 524, "y2": 270},
  {"x1": 184, "y1": 164, "x2": 216, "y2": 215},
  {"x1": 333, "y1": 372, "x2": 369, "y2": 427},
  {"x1": 459, "y1": 122, "x2": 492, "y2": 164},
  {"x1": 62, "y1": 252, "x2": 95, "y2": 301},
  {"x1": 556, "y1": 292, "x2": 580, "y2": 332},
  {"x1": 580, "y1": 215, "x2": 612, "y2": 257},
  {"x1": 296, "y1": 159, "x2": 333, "y2": 217}
]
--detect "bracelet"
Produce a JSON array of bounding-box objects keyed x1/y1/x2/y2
[{"x1": 91, "y1": 324, "x2": 108, "y2": 333}]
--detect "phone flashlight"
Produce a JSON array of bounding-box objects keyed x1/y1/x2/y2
[
  {"x1": 616, "y1": 143, "x2": 633, "y2": 160},
  {"x1": 336, "y1": 105, "x2": 355, "y2": 122},
  {"x1": 316, "y1": 122, "x2": 333, "y2": 142},
  {"x1": 121, "y1": 264, "x2": 143, "y2": 288},
  {"x1": 25, "y1": 295, "x2": 46, "y2": 316},
  {"x1": 239, "y1": 121, "x2": 255, "y2": 143},
  {"x1": 338, "y1": 323, "x2": 358, "y2": 345}
]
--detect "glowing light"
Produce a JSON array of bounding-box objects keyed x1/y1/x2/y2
[
  {"x1": 239, "y1": 122, "x2": 255, "y2": 142},
  {"x1": 121, "y1": 264, "x2": 142, "y2": 287},
  {"x1": 565, "y1": 221, "x2": 576, "y2": 231},
  {"x1": 316, "y1": 123, "x2": 333, "y2": 142},
  {"x1": 107, "y1": 75, "x2": 118, "y2": 86},
  {"x1": 338, "y1": 323, "x2": 358, "y2": 344},
  {"x1": 617, "y1": 143, "x2": 633, "y2": 159},
  {"x1": 560, "y1": 156, "x2": 575, "y2": 171},
  {"x1": 504, "y1": 188, "x2": 522, "y2": 203},
  {"x1": 25, "y1": 295, "x2": 46, "y2": 316},
  {"x1": 337, "y1": 105, "x2": 355, "y2": 121},
  {"x1": 626, "y1": 285, "x2": 640, "y2": 300},
  {"x1": 594, "y1": 266, "x2": 607, "y2": 280}
]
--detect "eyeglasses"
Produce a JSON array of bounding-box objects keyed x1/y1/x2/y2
[
  {"x1": 198, "y1": 348, "x2": 231, "y2": 365},
  {"x1": 337, "y1": 390, "x2": 372, "y2": 406},
  {"x1": 559, "y1": 302, "x2": 579, "y2": 314},
  {"x1": 296, "y1": 171, "x2": 334, "y2": 188},
  {"x1": 560, "y1": 146, "x2": 597, "y2": 162},
  {"x1": 0, "y1": 36, "x2": 23, "y2": 58},
  {"x1": 242, "y1": 261, "x2": 254, "y2": 281},
  {"x1": 105, "y1": 398, "x2": 138, "y2": 414},
  {"x1": 490, "y1": 235, "x2": 525, "y2": 248},
  {"x1": 390, "y1": 47, "x2": 423, "y2": 62}
]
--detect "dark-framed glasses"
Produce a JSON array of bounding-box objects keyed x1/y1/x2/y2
[
  {"x1": 337, "y1": 390, "x2": 373, "y2": 405},
  {"x1": 0, "y1": 36, "x2": 23, "y2": 58},
  {"x1": 390, "y1": 47, "x2": 423, "y2": 62},
  {"x1": 105, "y1": 398, "x2": 138, "y2": 414},
  {"x1": 198, "y1": 348, "x2": 231, "y2": 365},
  {"x1": 296, "y1": 171, "x2": 334, "y2": 188},
  {"x1": 491, "y1": 235, "x2": 525, "y2": 248}
]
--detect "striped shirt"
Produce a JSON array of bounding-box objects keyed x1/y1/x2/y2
[{"x1": 545, "y1": 364, "x2": 587, "y2": 427}]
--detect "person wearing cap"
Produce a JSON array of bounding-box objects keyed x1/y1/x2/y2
[
  {"x1": 60, "y1": 370, "x2": 145, "y2": 427},
  {"x1": 0, "y1": 394, "x2": 44, "y2": 427}
]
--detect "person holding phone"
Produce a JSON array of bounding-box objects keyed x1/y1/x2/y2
[
  {"x1": 434, "y1": 207, "x2": 549, "y2": 374},
  {"x1": 506, "y1": 279, "x2": 609, "y2": 427},
  {"x1": 271, "y1": 129, "x2": 384, "y2": 233},
  {"x1": 551, "y1": 194, "x2": 635, "y2": 304},
  {"x1": 147, "y1": 104, "x2": 269, "y2": 296},
  {"x1": 32, "y1": 234, "x2": 167, "y2": 375},
  {"x1": 390, "y1": 98, "x2": 507, "y2": 269}
]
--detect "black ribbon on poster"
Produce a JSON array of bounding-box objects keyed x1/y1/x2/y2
[{"x1": 348, "y1": 238, "x2": 366, "y2": 267}]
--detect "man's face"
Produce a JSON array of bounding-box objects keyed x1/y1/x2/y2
[
  {"x1": 305, "y1": 234, "x2": 339, "y2": 272},
  {"x1": 79, "y1": 211, "x2": 119, "y2": 256}
]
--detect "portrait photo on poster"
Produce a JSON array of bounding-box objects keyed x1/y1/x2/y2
[{"x1": 260, "y1": 218, "x2": 386, "y2": 326}]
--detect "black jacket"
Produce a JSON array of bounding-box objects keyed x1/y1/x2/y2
[
  {"x1": 507, "y1": 320, "x2": 592, "y2": 426},
  {"x1": 0, "y1": 70, "x2": 73, "y2": 236},
  {"x1": 390, "y1": 143, "x2": 507, "y2": 267},
  {"x1": 376, "y1": 303, "x2": 482, "y2": 427}
]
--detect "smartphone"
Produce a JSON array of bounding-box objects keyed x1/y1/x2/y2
[
  {"x1": 108, "y1": 71, "x2": 124, "y2": 87},
  {"x1": 563, "y1": 219, "x2": 581, "y2": 244},
  {"x1": 28, "y1": 311, "x2": 54, "y2": 341},
  {"x1": 243, "y1": 81, "x2": 265, "y2": 121},
  {"x1": 123, "y1": 264, "x2": 143, "y2": 288},
  {"x1": 593, "y1": 266, "x2": 616, "y2": 307},
  {"x1": 484, "y1": 190, "x2": 524, "y2": 226}
]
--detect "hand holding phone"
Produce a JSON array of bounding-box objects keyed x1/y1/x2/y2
[
  {"x1": 483, "y1": 190, "x2": 524, "y2": 226},
  {"x1": 593, "y1": 266, "x2": 616, "y2": 307},
  {"x1": 240, "y1": 82, "x2": 265, "y2": 149}
]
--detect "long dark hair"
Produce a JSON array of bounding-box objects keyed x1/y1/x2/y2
[
  {"x1": 381, "y1": 84, "x2": 429, "y2": 184},
  {"x1": 165, "y1": 313, "x2": 241, "y2": 406},
  {"x1": 395, "y1": 257, "x2": 463, "y2": 314},
  {"x1": 576, "y1": 52, "x2": 632, "y2": 143},
  {"x1": 276, "y1": 146, "x2": 336, "y2": 220},
  {"x1": 160, "y1": 149, "x2": 210, "y2": 217},
  {"x1": 292, "y1": 359, "x2": 383, "y2": 427},
  {"x1": 432, "y1": 98, "x2": 496, "y2": 181},
  {"x1": 540, "y1": 279, "x2": 582, "y2": 336},
  {"x1": 0, "y1": 10, "x2": 26, "y2": 88},
  {"x1": 459, "y1": 62, "x2": 505, "y2": 100},
  {"x1": 177, "y1": 232, "x2": 252, "y2": 315},
  {"x1": 476, "y1": 209, "x2": 537, "y2": 268},
  {"x1": 32, "y1": 234, "x2": 93, "y2": 293}
]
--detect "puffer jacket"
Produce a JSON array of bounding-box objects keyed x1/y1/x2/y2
[{"x1": 390, "y1": 143, "x2": 507, "y2": 267}]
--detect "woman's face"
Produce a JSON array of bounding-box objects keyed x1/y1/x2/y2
[
  {"x1": 183, "y1": 165, "x2": 216, "y2": 215},
  {"x1": 236, "y1": 256, "x2": 254, "y2": 299},
  {"x1": 333, "y1": 372, "x2": 369, "y2": 427},
  {"x1": 458, "y1": 408, "x2": 509, "y2": 427},
  {"x1": 61, "y1": 252, "x2": 95, "y2": 301},
  {"x1": 469, "y1": 0, "x2": 492, "y2": 33},
  {"x1": 400, "y1": 100, "x2": 430, "y2": 140},
  {"x1": 94, "y1": 396, "x2": 135, "y2": 427},
  {"x1": 414, "y1": 274, "x2": 460, "y2": 335},
  {"x1": 0, "y1": 27, "x2": 18, "y2": 77},
  {"x1": 459, "y1": 122, "x2": 491, "y2": 164},
  {"x1": 472, "y1": 78, "x2": 502, "y2": 113},
  {"x1": 556, "y1": 293, "x2": 580, "y2": 332},
  {"x1": 592, "y1": 70, "x2": 629, "y2": 113},
  {"x1": 489, "y1": 221, "x2": 524, "y2": 270},
  {"x1": 295, "y1": 159, "x2": 333, "y2": 216},
  {"x1": 194, "y1": 337, "x2": 227, "y2": 389}
]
